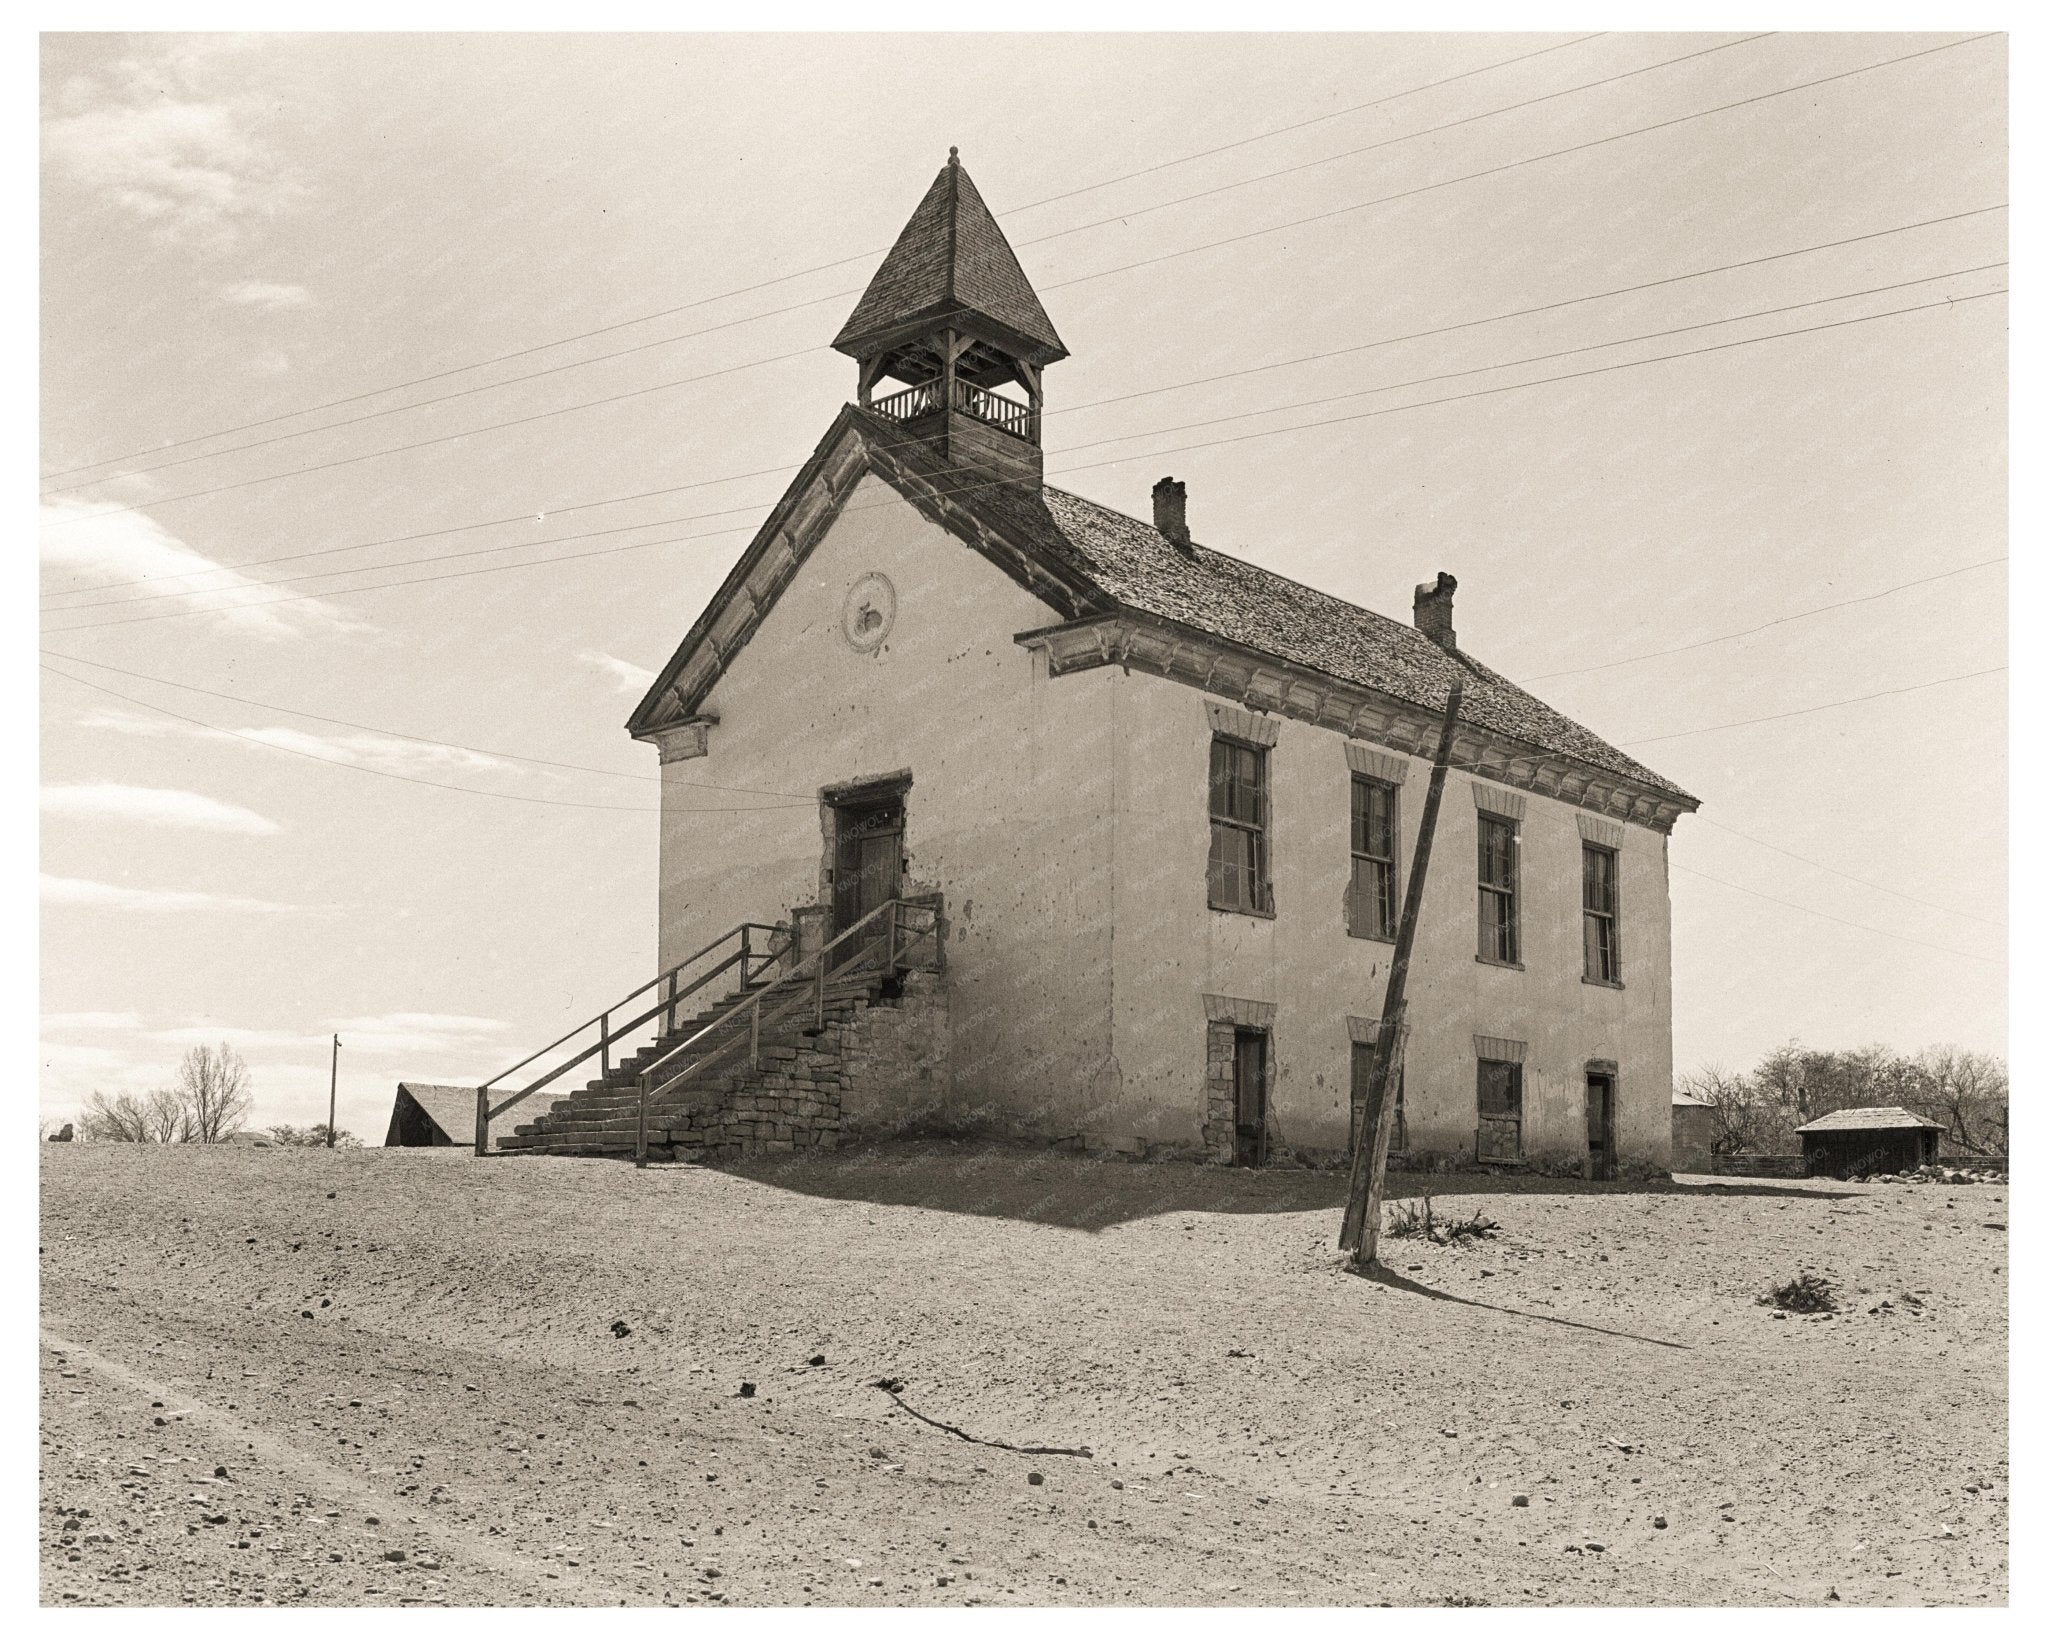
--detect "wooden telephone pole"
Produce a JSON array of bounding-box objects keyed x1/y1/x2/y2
[
  {"x1": 1341, "y1": 680, "x2": 1465, "y2": 1271},
  {"x1": 326, "y1": 1035, "x2": 340, "y2": 1149}
]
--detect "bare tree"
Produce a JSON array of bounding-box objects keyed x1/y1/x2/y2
[
  {"x1": 143, "y1": 1086, "x2": 196, "y2": 1145},
  {"x1": 177, "y1": 1044, "x2": 252, "y2": 1143},
  {"x1": 1916, "y1": 1045, "x2": 2008, "y2": 1155},
  {"x1": 79, "y1": 1090, "x2": 155, "y2": 1143},
  {"x1": 268, "y1": 1123, "x2": 361, "y2": 1148}
]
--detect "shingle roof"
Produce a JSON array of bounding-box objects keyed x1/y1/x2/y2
[
  {"x1": 1672, "y1": 1090, "x2": 1715, "y2": 1108},
  {"x1": 832, "y1": 155, "x2": 1067, "y2": 364},
  {"x1": 1010, "y1": 480, "x2": 1694, "y2": 801},
  {"x1": 1794, "y1": 1105, "x2": 1944, "y2": 1133},
  {"x1": 389, "y1": 1082, "x2": 566, "y2": 1150}
]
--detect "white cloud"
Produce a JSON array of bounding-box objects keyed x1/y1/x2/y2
[
  {"x1": 149, "y1": 1023, "x2": 325, "y2": 1053},
  {"x1": 41, "y1": 782, "x2": 280, "y2": 835},
  {"x1": 579, "y1": 649, "x2": 657, "y2": 696},
  {"x1": 39, "y1": 873, "x2": 299, "y2": 914},
  {"x1": 43, "y1": 42, "x2": 304, "y2": 247},
  {"x1": 79, "y1": 706, "x2": 508, "y2": 779},
  {"x1": 324, "y1": 1013, "x2": 510, "y2": 1056},
  {"x1": 42, "y1": 1011, "x2": 146, "y2": 1032},
  {"x1": 40, "y1": 498, "x2": 354, "y2": 637},
  {"x1": 220, "y1": 280, "x2": 310, "y2": 311}
]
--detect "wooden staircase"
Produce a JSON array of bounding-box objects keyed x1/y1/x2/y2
[
  {"x1": 496, "y1": 973, "x2": 885, "y2": 1158},
  {"x1": 474, "y1": 896, "x2": 944, "y2": 1163}
]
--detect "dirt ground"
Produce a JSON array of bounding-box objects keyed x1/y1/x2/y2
[{"x1": 40, "y1": 1142, "x2": 2006, "y2": 1607}]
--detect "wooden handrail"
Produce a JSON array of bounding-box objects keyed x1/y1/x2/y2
[
  {"x1": 633, "y1": 896, "x2": 943, "y2": 1166},
  {"x1": 472, "y1": 919, "x2": 788, "y2": 1155}
]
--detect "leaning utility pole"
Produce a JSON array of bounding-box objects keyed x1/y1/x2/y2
[
  {"x1": 1340, "y1": 680, "x2": 1465, "y2": 1270},
  {"x1": 326, "y1": 1035, "x2": 340, "y2": 1149}
]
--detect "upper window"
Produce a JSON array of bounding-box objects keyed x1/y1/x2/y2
[
  {"x1": 1348, "y1": 776, "x2": 1399, "y2": 940},
  {"x1": 1582, "y1": 842, "x2": 1620, "y2": 984},
  {"x1": 1207, "y1": 737, "x2": 1272, "y2": 915},
  {"x1": 1477, "y1": 814, "x2": 1520, "y2": 965}
]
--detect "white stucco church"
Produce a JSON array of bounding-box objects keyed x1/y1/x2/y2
[{"x1": 501, "y1": 152, "x2": 1699, "y2": 1173}]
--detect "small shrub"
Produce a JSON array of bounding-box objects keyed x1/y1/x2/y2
[
  {"x1": 1386, "y1": 1195, "x2": 1501, "y2": 1246},
  {"x1": 1759, "y1": 1272, "x2": 1837, "y2": 1313}
]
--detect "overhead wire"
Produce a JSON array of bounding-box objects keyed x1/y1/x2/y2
[
  {"x1": 1690, "y1": 815, "x2": 2007, "y2": 930},
  {"x1": 1615, "y1": 665, "x2": 2006, "y2": 747},
  {"x1": 36, "y1": 650, "x2": 818, "y2": 801},
  {"x1": 44, "y1": 204, "x2": 2008, "y2": 610},
  {"x1": 37, "y1": 33, "x2": 1612, "y2": 486},
  {"x1": 1669, "y1": 862, "x2": 2003, "y2": 965},
  {"x1": 48, "y1": 261, "x2": 2004, "y2": 619},
  {"x1": 1515, "y1": 555, "x2": 2008, "y2": 683},
  {"x1": 40, "y1": 32, "x2": 1993, "y2": 530},
  {"x1": 39, "y1": 663, "x2": 813, "y2": 815},
  {"x1": 40, "y1": 286, "x2": 2008, "y2": 636}
]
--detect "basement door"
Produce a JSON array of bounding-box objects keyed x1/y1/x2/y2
[
  {"x1": 1232, "y1": 1028, "x2": 1269, "y2": 1167},
  {"x1": 1585, "y1": 1070, "x2": 1616, "y2": 1181},
  {"x1": 830, "y1": 791, "x2": 904, "y2": 947}
]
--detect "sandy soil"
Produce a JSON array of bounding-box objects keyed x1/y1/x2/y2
[{"x1": 40, "y1": 1143, "x2": 2006, "y2": 1607}]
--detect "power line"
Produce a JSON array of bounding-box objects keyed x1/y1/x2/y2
[
  {"x1": 1670, "y1": 861, "x2": 2003, "y2": 965},
  {"x1": 36, "y1": 650, "x2": 816, "y2": 801},
  {"x1": 1516, "y1": 556, "x2": 2008, "y2": 683},
  {"x1": 1059, "y1": 262, "x2": 2006, "y2": 462},
  {"x1": 1618, "y1": 666, "x2": 2007, "y2": 747},
  {"x1": 54, "y1": 264, "x2": 2001, "y2": 620},
  {"x1": 1691, "y1": 815, "x2": 2006, "y2": 930},
  {"x1": 43, "y1": 34, "x2": 1992, "y2": 532},
  {"x1": 51, "y1": 38, "x2": 1750, "y2": 501},
  {"x1": 37, "y1": 663, "x2": 810, "y2": 815},
  {"x1": 39, "y1": 34, "x2": 1607, "y2": 486},
  {"x1": 42, "y1": 287, "x2": 2007, "y2": 636},
  {"x1": 34, "y1": 39, "x2": 1724, "y2": 510},
  {"x1": 43, "y1": 203, "x2": 2007, "y2": 608},
  {"x1": 1026, "y1": 34, "x2": 1771, "y2": 257},
  {"x1": 1041, "y1": 33, "x2": 1997, "y2": 297}
]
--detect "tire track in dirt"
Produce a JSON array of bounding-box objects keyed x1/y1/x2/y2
[{"x1": 40, "y1": 1323, "x2": 624, "y2": 1605}]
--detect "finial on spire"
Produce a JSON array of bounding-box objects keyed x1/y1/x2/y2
[{"x1": 948, "y1": 146, "x2": 959, "y2": 166}]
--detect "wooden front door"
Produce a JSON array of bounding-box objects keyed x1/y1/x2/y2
[
  {"x1": 1585, "y1": 1071, "x2": 1616, "y2": 1180},
  {"x1": 1232, "y1": 1029, "x2": 1268, "y2": 1167},
  {"x1": 831, "y1": 794, "x2": 904, "y2": 943}
]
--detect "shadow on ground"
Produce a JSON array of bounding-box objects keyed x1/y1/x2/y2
[{"x1": 712, "y1": 1140, "x2": 1854, "y2": 1231}]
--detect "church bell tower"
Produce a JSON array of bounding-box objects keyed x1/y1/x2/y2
[{"x1": 832, "y1": 149, "x2": 1068, "y2": 492}]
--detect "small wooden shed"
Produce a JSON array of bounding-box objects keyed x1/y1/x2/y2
[
  {"x1": 386, "y1": 1083, "x2": 564, "y2": 1150},
  {"x1": 1794, "y1": 1105, "x2": 1943, "y2": 1179},
  {"x1": 1671, "y1": 1089, "x2": 1715, "y2": 1174}
]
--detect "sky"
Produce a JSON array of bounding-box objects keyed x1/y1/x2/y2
[{"x1": 37, "y1": 30, "x2": 2008, "y2": 1138}]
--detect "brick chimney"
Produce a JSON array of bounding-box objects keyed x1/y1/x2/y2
[
  {"x1": 1152, "y1": 476, "x2": 1191, "y2": 549},
  {"x1": 1414, "y1": 571, "x2": 1458, "y2": 648}
]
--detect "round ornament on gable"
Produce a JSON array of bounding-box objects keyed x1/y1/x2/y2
[{"x1": 841, "y1": 572, "x2": 897, "y2": 653}]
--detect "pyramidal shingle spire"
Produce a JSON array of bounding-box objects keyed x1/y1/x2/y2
[{"x1": 832, "y1": 151, "x2": 1068, "y2": 366}]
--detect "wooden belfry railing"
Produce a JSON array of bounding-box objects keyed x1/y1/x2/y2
[{"x1": 870, "y1": 377, "x2": 1032, "y2": 440}]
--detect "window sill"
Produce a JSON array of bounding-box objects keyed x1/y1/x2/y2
[
  {"x1": 1209, "y1": 901, "x2": 1276, "y2": 922},
  {"x1": 1346, "y1": 927, "x2": 1396, "y2": 945},
  {"x1": 1474, "y1": 955, "x2": 1525, "y2": 972},
  {"x1": 1582, "y1": 976, "x2": 1626, "y2": 990}
]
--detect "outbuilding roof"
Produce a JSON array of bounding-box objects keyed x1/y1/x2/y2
[
  {"x1": 1793, "y1": 1105, "x2": 1945, "y2": 1134},
  {"x1": 1672, "y1": 1089, "x2": 1716, "y2": 1108},
  {"x1": 388, "y1": 1082, "x2": 566, "y2": 1150}
]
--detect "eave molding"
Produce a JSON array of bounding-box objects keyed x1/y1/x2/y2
[
  {"x1": 1016, "y1": 613, "x2": 1695, "y2": 834},
  {"x1": 629, "y1": 406, "x2": 1107, "y2": 744}
]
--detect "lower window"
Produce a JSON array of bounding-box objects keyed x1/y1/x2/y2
[{"x1": 1476, "y1": 1057, "x2": 1523, "y2": 1160}]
